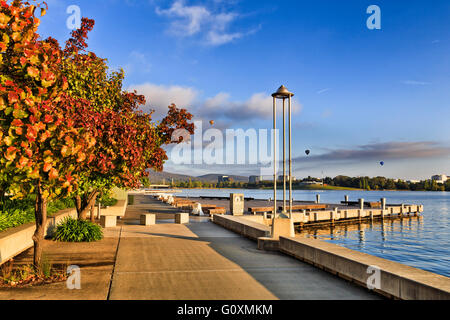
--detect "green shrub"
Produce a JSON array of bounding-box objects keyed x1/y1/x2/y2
[
  {"x1": 48, "y1": 198, "x2": 76, "y2": 215},
  {"x1": 53, "y1": 218, "x2": 103, "y2": 242},
  {"x1": 0, "y1": 196, "x2": 75, "y2": 233},
  {"x1": 97, "y1": 192, "x2": 118, "y2": 207},
  {"x1": 99, "y1": 197, "x2": 117, "y2": 207}
]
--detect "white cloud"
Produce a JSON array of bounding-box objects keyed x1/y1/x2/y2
[
  {"x1": 317, "y1": 88, "x2": 330, "y2": 94},
  {"x1": 202, "y1": 91, "x2": 302, "y2": 121},
  {"x1": 129, "y1": 83, "x2": 198, "y2": 117},
  {"x1": 156, "y1": 0, "x2": 210, "y2": 36},
  {"x1": 124, "y1": 51, "x2": 152, "y2": 75},
  {"x1": 206, "y1": 30, "x2": 243, "y2": 46},
  {"x1": 402, "y1": 80, "x2": 431, "y2": 86},
  {"x1": 128, "y1": 82, "x2": 302, "y2": 123},
  {"x1": 155, "y1": 0, "x2": 258, "y2": 46}
]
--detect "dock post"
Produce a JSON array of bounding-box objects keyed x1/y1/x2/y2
[
  {"x1": 316, "y1": 194, "x2": 320, "y2": 204},
  {"x1": 400, "y1": 204, "x2": 404, "y2": 220},
  {"x1": 381, "y1": 198, "x2": 386, "y2": 210},
  {"x1": 380, "y1": 198, "x2": 386, "y2": 220},
  {"x1": 359, "y1": 198, "x2": 364, "y2": 220},
  {"x1": 344, "y1": 195, "x2": 349, "y2": 203},
  {"x1": 331, "y1": 207, "x2": 338, "y2": 225}
]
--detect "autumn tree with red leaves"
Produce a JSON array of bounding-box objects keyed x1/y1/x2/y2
[
  {"x1": 0, "y1": 0, "x2": 97, "y2": 267},
  {"x1": 61, "y1": 18, "x2": 195, "y2": 220},
  {"x1": 0, "y1": 0, "x2": 195, "y2": 267}
]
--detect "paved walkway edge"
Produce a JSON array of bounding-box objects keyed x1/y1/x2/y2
[{"x1": 212, "y1": 214, "x2": 450, "y2": 300}]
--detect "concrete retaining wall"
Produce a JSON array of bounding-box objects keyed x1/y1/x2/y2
[
  {"x1": 93, "y1": 199, "x2": 128, "y2": 218},
  {"x1": 212, "y1": 215, "x2": 270, "y2": 241},
  {"x1": 0, "y1": 208, "x2": 77, "y2": 266},
  {"x1": 279, "y1": 236, "x2": 450, "y2": 300},
  {"x1": 111, "y1": 187, "x2": 128, "y2": 201}
]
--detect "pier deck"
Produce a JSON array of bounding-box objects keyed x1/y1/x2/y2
[{"x1": 158, "y1": 194, "x2": 424, "y2": 230}]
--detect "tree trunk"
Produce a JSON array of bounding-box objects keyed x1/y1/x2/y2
[
  {"x1": 90, "y1": 201, "x2": 96, "y2": 223},
  {"x1": 32, "y1": 182, "x2": 47, "y2": 269},
  {"x1": 76, "y1": 191, "x2": 99, "y2": 221},
  {"x1": 0, "y1": 188, "x2": 5, "y2": 211},
  {"x1": 75, "y1": 195, "x2": 83, "y2": 219}
]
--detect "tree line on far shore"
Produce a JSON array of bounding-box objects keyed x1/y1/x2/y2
[
  {"x1": 168, "y1": 175, "x2": 450, "y2": 192},
  {"x1": 323, "y1": 176, "x2": 450, "y2": 192}
]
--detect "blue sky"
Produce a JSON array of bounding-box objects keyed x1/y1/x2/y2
[{"x1": 38, "y1": 0, "x2": 450, "y2": 180}]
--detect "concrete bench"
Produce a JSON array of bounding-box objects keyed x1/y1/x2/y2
[
  {"x1": 175, "y1": 213, "x2": 189, "y2": 224},
  {"x1": 93, "y1": 200, "x2": 128, "y2": 218},
  {"x1": 248, "y1": 206, "x2": 274, "y2": 214},
  {"x1": 101, "y1": 215, "x2": 117, "y2": 228},
  {"x1": 174, "y1": 201, "x2": 196, "y2": 208},
  {"x1": 248, "y1": 207, "x2": 274, "y2": 219},
  {"x1": 140, "y1": 214, "x2": 156, "y2": 226},
  {"x1": 204, "y1": 207, "x2": 226, "y2": 216},
  {"x1": 199, "y1": 205, "x2": 217, "y2": 210}
]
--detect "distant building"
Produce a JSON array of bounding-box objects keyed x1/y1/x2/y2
[
  {"x1": 300, "y1": 181, "x2": 318, "y2": 185},
  {"x1": 278, "y1": 175, "x2": 296, "y2": 182},
  {"x1": 431, "y1": 175, "x2": 448, "y2": 184},
  {"x1": 407, "y1": 180, "x2": 421, "y2": 184},
  {"x1": 218, "y1": 175, "x2": 231, "y2": 183},
  {"x1": 249, "y1": 175, "x2": 261, "y2": 184}
]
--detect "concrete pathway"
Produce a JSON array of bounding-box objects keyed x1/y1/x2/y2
[{"x1": 108, "y1": 196, "x2": 380, "y2": 300}]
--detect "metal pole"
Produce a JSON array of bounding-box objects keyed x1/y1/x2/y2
[
  {"x1": 289, "y1": 95, "x2": 293, "y2": 219},
  {"x1": 283, "y1": 98, "x2": 286, "y2": 214},
  {"x1": 273, "y1": 97, "x2": 277, "y2": 220}
]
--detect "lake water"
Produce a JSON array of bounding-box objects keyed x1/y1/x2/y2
[{"x1": 178, "y1": 188, "x2": 450, "y2": 277}]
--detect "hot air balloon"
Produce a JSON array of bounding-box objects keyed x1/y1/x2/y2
[
  {"x1": 380, "y1": 161, "x2": 385, "y2": 166},
  {"x1": 209, "y1": 120, "x2": 215, "y2": 126},
  {"x1": 305, "y1": 150, "x2": 311, "y2": 156}
]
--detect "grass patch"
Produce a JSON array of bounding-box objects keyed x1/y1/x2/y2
[
  {"x1": 0, "y1": 258, "x2": 67, "y2": 288},
  {"x1": 0, "y1": 197, "x2": 75, "y2": 233},
  {"x1": 99, "y1": 197, "x2": 118, "y2": 207},
  {"x1": 53, "y1": 217, "x2": 103, "y2": 242},
  {"x1": 98, "y1": 191, "x2": 118, "y2": 207}
]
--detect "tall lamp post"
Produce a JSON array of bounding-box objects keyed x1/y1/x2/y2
[{"x1": 272, "y1": 85, "x2": 294, "y2": 221}]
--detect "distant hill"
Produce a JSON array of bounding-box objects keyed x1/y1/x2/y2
[{"x1": 147, "y1": 171, "x2": 248, "y2": 183}]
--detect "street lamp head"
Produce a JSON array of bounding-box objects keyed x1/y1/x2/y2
[{"x1": 272, "y1": 85, "x2": 294, "y2": 99}]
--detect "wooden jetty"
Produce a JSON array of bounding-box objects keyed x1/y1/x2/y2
[
  {"x1": 152, "y1": 193, "x2": 424, "y2": 228},
  {"x1": 244, "y1": 198, "x2": 423, "y2": 230},
  {"x1": 292, "y1": 202, "x2": 424, "y2": 230}
]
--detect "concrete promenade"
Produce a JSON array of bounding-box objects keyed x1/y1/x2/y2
[
  {"x1": 0, "y1": 195, "x2": 379, "y2": 300},
  {"x1": 108, "y1": 195, "x2": 379, "y2": 300}
]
